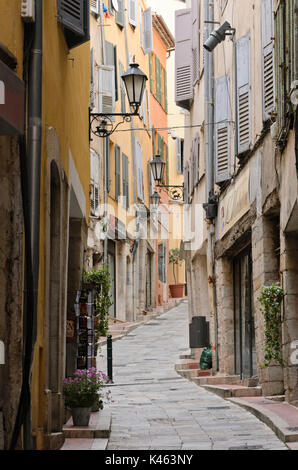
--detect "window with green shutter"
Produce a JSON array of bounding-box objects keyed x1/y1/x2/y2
[{"x1": 164, "y1": 68, "x2": 168, "y2": 113}]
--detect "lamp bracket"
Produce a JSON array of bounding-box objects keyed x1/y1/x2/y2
[
  {"x1": 156, "y1": 184, "x2": 184, "y2": 202},
  {"x1": 89, "y1": 108, "x2": 139, "y2": 140}
]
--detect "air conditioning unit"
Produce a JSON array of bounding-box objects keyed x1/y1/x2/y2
[
  {"x1": 21, "y1": 0, "x2": 35, "y2": 23},
  {"x1": 91, "y1": 0, "x2": 100, "y2": 15}
]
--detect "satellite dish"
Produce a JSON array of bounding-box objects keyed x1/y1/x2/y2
[{"x1": 112, "y1": 0, "x2": 119, "y2": 11}]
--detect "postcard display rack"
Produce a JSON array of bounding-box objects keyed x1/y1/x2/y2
[{"x1": 75, "y1": 289, "x2": 97, "y2": 369}]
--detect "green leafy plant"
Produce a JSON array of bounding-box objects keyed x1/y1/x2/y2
[
  {"x1": 258, "y1": 283, "x2": 284, "y2": 368},
  {"x1": 169, "y1": 248, "x2": 184, "y2": 284},
  {"x1": 83, "y1": 266, "x2": 113, "y2": 337}
]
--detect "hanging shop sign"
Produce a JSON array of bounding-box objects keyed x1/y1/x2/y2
[
  {"x1": 0, "y1": 59, "x2": 25, "y2": 136},
  {"x1": 218, "y1": 169, "x2": 250, "y2": 239}
]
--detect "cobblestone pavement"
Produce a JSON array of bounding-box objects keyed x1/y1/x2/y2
[{"x1": 97, "y1": 301, "x2": 287, "y2": 450}]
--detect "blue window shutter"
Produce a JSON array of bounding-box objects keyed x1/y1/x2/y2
[
  {"x1": 175, "y1": 9, "x2": 193, "y2": 109},
  {"x1": 236, "y1": 35, "x2": 251, "y2": 155},
  {"x1": 261, "y1": 0, "x2": 275, "y2": 121},
  {"x1": 215, "y1": 75, "x2": 230, "y2": 183}
]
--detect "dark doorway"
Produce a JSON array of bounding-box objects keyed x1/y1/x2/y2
[{"x1": 233, "y1": 247, "x2": 257, "y2": 379}]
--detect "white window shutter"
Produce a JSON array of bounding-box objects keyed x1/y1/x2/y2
[
  {"x1": 90, "y1": 48, "x2": 95, "y2": 110},
  {"x1": 175, "y1": 9, "x2": 193, "y2": 109},
  {"x1": 90, "y1": 149, "x2": 100, "y2": 215},
  {"x1": 192, "y1": 0, "x2": 200, "y2": 84},
  {"x1": 98, "y1": 65, "x2": 115, "y2": 119},
  {"x1": 146, "y1": 89, "x2": 151, "y2": 136},
  {"x1": 176, "y1": 138, "x2": 182, "y2": 174},
  {"x1": 144, "y1": 8, "x2": 153, "y2": 55},
  {"x1": 136, "y1": 140, "x2": 144, "y2": 201},
  {"x1": 261, "y1": 0, "x2": 275, "y2": 121},
  {"x1": 129, "y1": 0, "x2": 137, "y2": 27},
  {"x1": 236, "y1": 35, "x2": 251, "y2": 154},
  {"x1": 90, "y1": 0, "x2": 100, "y2": 15},
  {"x1": 194, "y1": 134, "x2": 200, "y2": 186},
  {"x1": 215, "y1": 75, "x2": 231, "y2": 183},
  {"x1": 140, "y1": 5, "x2": 144, "y2": 49},
  {"x1": 116, "y1": 0, "x2": 125, "y2": 28}
]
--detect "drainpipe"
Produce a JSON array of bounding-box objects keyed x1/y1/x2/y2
[
  {"x1": 204, "y1": 0, "x2": 219, "y2": 371},
  {"x1": 10, "y1": 0, "x2": 43, "y2": 450}
]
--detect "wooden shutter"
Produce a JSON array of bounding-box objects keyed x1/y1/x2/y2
[
  {"x1": 105, "y1": 41, "x2": 118, "y2": 102},
  {"x1": 166, "y1": 144, "x2": 169, "y2": 185},
  {"x1": 136, "y1": 140, "x2": 144, "y2": 201},
  {"x1": 146, "y1": 89, "x2": 151, "y2": 136},
  {"x1": 215, "y1": 75, "x2": 230, "y2": 183},
  {"x1": 128, "y1": 0, "x2": 137, "y2": 27},
  {"x1": 115, "y1": 145, "x2": 121, "y2": 201},
  {"x1": 105, "y1": 137, "x2": 110, "y2": 193},
  {"x1": 236, "y1": 35, "x2": 251, "y2": 154},
  {"x1": 184, "y1": 162, "x2": 189, "y2": 204},
  {"x1": 149, "y1": 53, "x2": 153, "y2": 92},
  {"x1": 176, "y1": 138, "x2": 182, "y2": 174},
  {"x1": 192, "y1": 0, "x2": 200, "y2": 84},
  {"x1": 144, "y1": 8, "x2": 153, "y2": 55},
  {"x1": 140, "y1": 5, "x2": 144, "y2": 49},
  {"x1": 98, "y1": 65, "x2": 115, "y2": 116},
  {"x1": 261, "y1": 0, "x2": 275, "y2": 121},
  {"x1": 155, "y1": 56, "x2": 162, "y2": 104},
  {"x1": 57, "y1": 0, "x2": 89, "y2": 49},
  {"x1": 275, "y1": 2, "x2": 286, "y2": 133},
  {"x1": 90, "y1": 149, "x2": 100, "y2": 215},
  {"x1": 194, "y1": 134, "x2": 200, "y2": 186},
  {"x1": 119, "y1": 61, "x2": 126, "y2": 113},
  {"x1": 58, "y1": 0, "x2": 84, "y2": 35},
  {"x1": 116, "y1": 0, "x2": 125, "y2": 28},
  {"x1": 90, "y1": 0, "x2": 100, "y2": 15},
  {"x1": 175, "y1": 9, "x2": 193, "y2": 109},
  {"x1": 90, "y1": 47, "x2": 95, "y2": 110},
  {"x1": 164, "y1": 68, "x2": 168, "y2": 112},
  {"x1": 122, "y1": 154, "x2": 129, "y2": 209}
]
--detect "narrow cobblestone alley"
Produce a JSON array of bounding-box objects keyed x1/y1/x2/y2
[{"x1": 97, "y1": 302, "x2": 287, "y2": 450}]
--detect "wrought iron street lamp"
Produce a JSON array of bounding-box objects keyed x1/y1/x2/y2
[
  {"x1": 150, "y1": 155, "x2": 184, "y2": 202},
  {"x1": 89, "y1": 62, "x2": 148, "y2": 140},
  {"x1": 150, "y1": 191, "x2": 161, "y2": 209}
]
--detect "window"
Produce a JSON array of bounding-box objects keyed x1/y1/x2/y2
[
  {"x1": 236, "y1": 35, "x2": 251, "y2": 155},
  {"x1": 143, "y1": 8, "x2": 153, "y2": 54},
  {"x1": 215, "y1": 75, "x2": 230, "y2": 183},
  {"x1": 158, "y1": 243, "x2": 167, "y2": 283},
  {"x1": 261, "y1": 0, "x2": 275, "y2": 122},
  {"x1": 57, "y1": 0, "x2": 90, "y2": 49}
]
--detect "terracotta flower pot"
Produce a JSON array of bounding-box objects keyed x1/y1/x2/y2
[
  {"x1": 71, "y1": 407, "x2": 92, "y2": 426},
  {"x1": 169, "y1": 284, "x2": 185, "y2": 298}
]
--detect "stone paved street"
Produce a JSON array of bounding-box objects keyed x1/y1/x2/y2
[{"x1": 97, "y1": 301, "x2": 287, "y2": 450}]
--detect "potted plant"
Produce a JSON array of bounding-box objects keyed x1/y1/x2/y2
[
  {"x1": 169, "y1": 248, "x2": 185, "y2": 298},
  {"x1": 63, "y1": 368, "x2": 112, "y2": 426}
]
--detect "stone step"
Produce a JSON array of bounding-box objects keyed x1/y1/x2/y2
[
  {"x1": 176, "y1": 369, "x2": 211, "y2": 380},
  {"x1": 174, "y1": 360, "x2": 200, "y2": 371},
  {"x1": 63, "y1": 409, "x2": 111, "y2": 439},
  {"x1": 201, "y1": 384, "x2": 263, "y2": 399},
  {"x1": 192, "y1": 375, "x2": 241, "y2": 387},
  {"x1": 61, "y1": 438, "x2": 109, "y2": 451}
]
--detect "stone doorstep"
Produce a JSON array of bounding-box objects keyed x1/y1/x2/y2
[
  {"x1": 192, "y1": 375, "x2": 241, "y2": 386},
  {"x1": 201, "y1": 384, "x2": 263, "y2": 399},
  {"x1": 227, "y1": 397, "x2": 298, "y2": 444},
  {"x1": 176, "y1": 369, "x2": 211, "y2": 380},
  {"x1": 175, "y1": 360, "x2": 200, "y2": 371},
  {"x1": 63, "y1": 409, "x2": 111, "y2": 439},
  {"x1": 60, "y1": 438, "x2": 109, "y2": 451}
]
